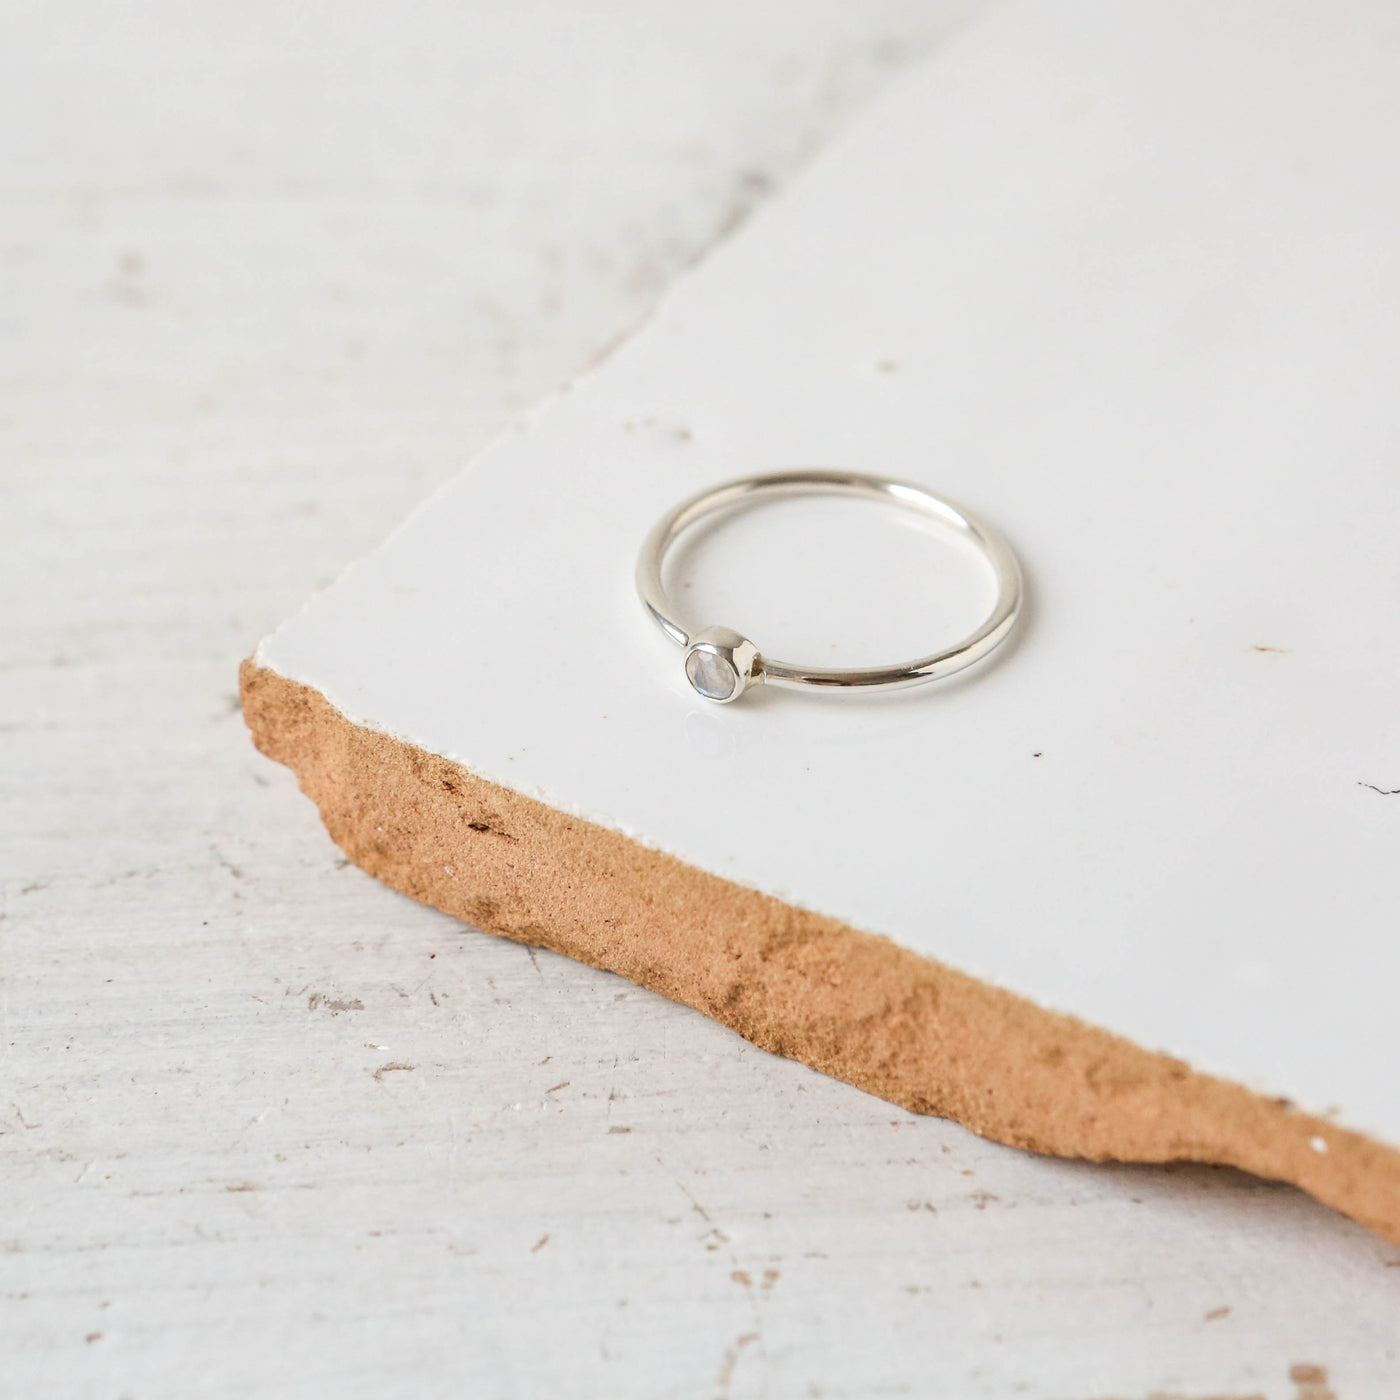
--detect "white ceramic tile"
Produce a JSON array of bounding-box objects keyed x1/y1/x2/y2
[{"x1": 262, "y1": 0, "x2": 1400, "y2": 1146}]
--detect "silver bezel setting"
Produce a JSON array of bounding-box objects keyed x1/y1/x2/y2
[{"x1": 683, "y1": 627, "x2": 761, "y2": 704}]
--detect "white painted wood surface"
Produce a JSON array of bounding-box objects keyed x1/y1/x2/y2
[{"x1": 4, "y1": 3, "x2": 1399, "y2": 1397}]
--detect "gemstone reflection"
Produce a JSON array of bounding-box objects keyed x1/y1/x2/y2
[{"x1": 685, "y1": 648, "x2": 738, "y2": 701}]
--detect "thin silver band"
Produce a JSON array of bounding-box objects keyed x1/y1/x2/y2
[{"x1": 636, "y1": 469, "x2": 1024, "y2": 703}]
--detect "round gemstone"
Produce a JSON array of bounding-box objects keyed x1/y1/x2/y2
[{"x1": 685, "y1": 647, "x2": 738, "y2": 700}]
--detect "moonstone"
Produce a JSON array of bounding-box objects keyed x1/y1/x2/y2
[{"x1": 685, "y1": 648, "x2": 737, "y2": 700}]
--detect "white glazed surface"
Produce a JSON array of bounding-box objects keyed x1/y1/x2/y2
[{"x1": 263, "y1": 0, "x2": 1400, "y2": 1146}]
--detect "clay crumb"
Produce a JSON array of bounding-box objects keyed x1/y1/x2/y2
[
  {"x1": 730, "y1": 1270, "x2": 751, "y2": 1286},
  {"x1": 714, "y1": 1333, "x2": 759, "y2": 1393},
  {"x1": 607, "y1": 1126, "x2": 631, "y2": 1134},
  {"x1": 531, "y1": 1234, "x2": 550, "y2": 1253},
  {"x1": 308, "y1": 992, "x2": 363, "y2": 1014},
  {"x1": 373, "y1": 1062, "x2": 414, "y2": 1081},
  {"x1": 545, "y1": 1081, "x2": 570, "y2": 1095},
  {"x1": 225, "y1": 1181, "x2": 261, "y2": 1192},
  {"x1": 1204, "y1": 1305, "x2": 1231, "y2": 1321},
  {"x1": 1251, "y1": 644, "x2": 1290, "y2": 653},
  {"x1": 1289, "y1": 1363, "x2": 1336, "y2": 1399}
]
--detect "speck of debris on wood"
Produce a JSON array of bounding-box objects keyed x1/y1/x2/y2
[{"x1": 308, "y1": 992, "x2": 363, "y2": 1014}]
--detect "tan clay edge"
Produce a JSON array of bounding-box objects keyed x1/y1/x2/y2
[{"x1": 241, "y1": 657, "x2": 1400, "y2": 1247}]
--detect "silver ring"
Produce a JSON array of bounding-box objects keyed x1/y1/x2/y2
[{"x1": 636, "y1": 469, "x2": 1024, "y2": 704}]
